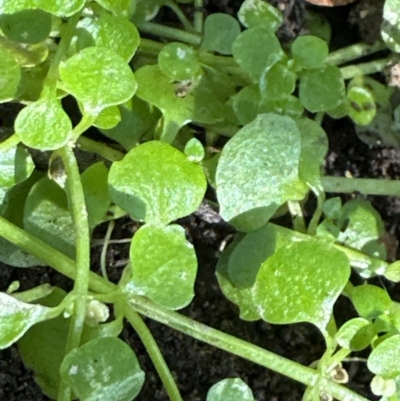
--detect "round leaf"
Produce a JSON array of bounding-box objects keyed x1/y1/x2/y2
[
  {"x1": 216, "y1": 113, "x2": 306, "y2": 231},
  {"x1": 0, "y1": 9, "x2": 51, "y2": 43},
  {"x1": 109, "y1": 140, "x2": 207, "y2": 225},
  {"x1": 335, "y1": 318, "x2": 375, "y2": 351},
  {"x1": 59, "y1": 47, "x2": 137, "y2": 115},
  {"x1": 0, "y1": 0, "x2": 85, "y2": 17},
  {"x1": 238, "y1": 0, "x2": 282, "y2": 31},
  {"x1": 347, "y1": 86, "x2": 376, "y2": 126},
  {"x1": 253, "y1": 241, "x2": 350, "y2": 332},
  {"x1": 15, "y1": 94, "x2": 72, "y2": 150},
  {"x1": 232, "y1": 27, "x2": 284, "y2": 81},
  {"x1": 259, "y1": 63, "x2": 296, "y2": 101},
  {"x1": 60, "y1": 337, "x2": 145, "y2": 401},
  {"x1": 207, "y1": 378, "x2": 255, "y2": 401},
  {"x1": 129, "y1": 224, "x2": 197, "y2": 309},
  {"x1": 351, "y1": 284, "x2": 392, "y2": 320},
  {"x1": 158, "y1": 42, "x2": 200, "y2": 81},
  {"x1": 0, "y1": 47, "x2": 21, "y2": 102},
  {"x1": 292, "y1": 35, "x2": 328, "y2": 70},
  {"x1": 95, "y1": 0, "x2": 134, "y2": 18},
  {"x1": 0, "y1": 292, "x2": 53, "y2": 349},
  {"x1": 299, "y1": 65, "x2": 345, "y2": 113},
  {"x1": 201, "y1": 13, "x2": 241, "y2": 55},
  {"x1": 368, "y1": 334, "x2": 400, "y2": 379},
  {"x1": 184, "y1": 138, "x2": 204, "y2": 162}
]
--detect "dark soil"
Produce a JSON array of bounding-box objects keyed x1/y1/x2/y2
[{"x1": 0, "y1": 1, "x2": 397, "y2": 400}]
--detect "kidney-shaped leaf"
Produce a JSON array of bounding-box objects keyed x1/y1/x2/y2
[
  {"x1": 128, "y1": 223, "x2": 197, "y2": 309},
  {"x1": 216, "y1": 113, "x2": 306, "y2": 231},
  {"x1": 335, "y1": 317, "x2": 375, "y2": 351},
  {"x1": 207, "y1": 378, "x2": 255, "y2": 401},
  {"x1": 60, "y1": 337, "x2": 145, "y2": 401},
  {"x1": 253, "y1": 241, "x2": 350, "y2": 332},
  {"x1": 238, "y1": 0, "x2": 282, "y2": 30},
  {"x1": 109, "y1": 140, "x2": 206, "y2": 225},
  {"x1": 59, "y1": 47, "x2": 137, "y2": 115},
  {"x1": 368, "y1": 334, "x2": 400, "y2": 379},
  {"x1": 0, "y1": 292, "x2": 55, "y2": 349}
]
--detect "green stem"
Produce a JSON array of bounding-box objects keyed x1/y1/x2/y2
[
  {"x1": 77, "y1": 136, "x2": 125, "y2": 162},
  {"x1": 72, "y1": 114, "x2": 97, "y2": 142},
  {"x1": 0, "y1": 134, "x2": 20, "y2": 151},
  {"x1": 165, "y1": 0, "x2": 195, "y2": 32},
  {"x1": 128, "y1": 296, "x2": 369, "y2": 401},
  {"x1": 194, "y1": 0, "x2": 204, "y2": 33},
  {"x1": 288, "y1": 201, "x2": 307, "y2": 233},
  {"x1": 307, "y1": 186, "x2": 325, "y2": 236},
  {"x1": 56, "y1": 144, "x2": 91, "y2": 401},
  {"x1": 326, "y1": 41, "x2": 387, "y2": 66},
  {"x1": 340, "y1": 58, "x2": 390, "y2": 80},
  {"x1": 124, "y1": 307, "x2": 183, "y2": 401},
  {"x1": 321, "y1": 176, "x2": 400, "y2": 197},
  {"x1": 136, "y1": 22, "x2": 201, "y2": 45}
]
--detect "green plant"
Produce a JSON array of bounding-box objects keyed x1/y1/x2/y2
[{"x1": 1, "y1": 0, "x2": 400, "y2": 400}]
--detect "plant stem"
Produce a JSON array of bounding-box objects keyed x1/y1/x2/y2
[
  {"x1": 0, "y1": 134, "x2": 20, "y2": 151},
  {"x1": 194, "y1": 0, "x2": 204, "y2": 33},
  {"x1": 165, "y1": 0, "x2": 195, "y2": 32},
  {"x1": 125, "y1": 307, "x2": 183, "y2": 401},
  {"x1": 71, "y1": 114, "x2": 97, "y2": 142},
  {"x1": 56, "y1": 144, "x2": 91, "y2": 401},
  {"x1": 321, "y1": 176, "x2": 400, "y2": 197},
  {"x1": 77, "y1": 136, "x2": 125, "y2": 162},
  {"x1": 326, "y1": 41, "x2": 387, "y2": 66},
  {"x1": 128, "y1": 296, "x2": 370, "y2": 401},
  {"x1": 340, "y1": 58, "x2": 390, "y2": 80},
  {"x1": 136, "y1": 22, "x2": 201, "y2": 45}
]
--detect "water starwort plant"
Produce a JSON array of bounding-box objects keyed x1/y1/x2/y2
[{"x1": 1, "y1": 0, "x2": 400, "y2": 400}]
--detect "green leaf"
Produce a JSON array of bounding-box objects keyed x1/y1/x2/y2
[
  {"x1": 131, "y1": 0, "x2": 162, "y2": 23},
  {"x1": 201, "y1": 13, "x2": 241, "y2": 55},
  {"x1": 337, "y1": 200, "x2": 386, "y2": 260},
  {"x1": 0, "y1": 292, "x2": 55, "y2": 349},
  {"x1": 231, "y1": 84, "x2": 260, "y2": 125},
  {"x1": 385, "y1": 261, "x2": 400, "y2": 283},
  {"x1": 81, "y1": 162, "x2": 112, "y2": 230},
  {"x1": 232, "y1": 27, "x2": 284, "y2": 81},
  {"x1": 238, "y1": 0, "x2": 282, "y2": 31},
  {"x1": 292, "y1": 35, "x2": 328, "y2": 70},
  {"x1": 76, "y1": 14, "x2": 140, "y2": 62},
  {"x1": 350, "y1": 284, "x2": 392, "y2": 320},
  {"x1": 109, "y1": 140, "x2": 206, "y2": 225},
  {"x1": 368, "y1": 334, "x2": 400, "y2": 379},
  {"x1": 95, "y1": 0, "x2": 135, "y2": 18},
  {"x1": 60, "y1": 337, "x2": 145, "y2": 401},
  {"x1": 158, "y1": 42, "x2": 200, "y2": 81},
  {"x1": 0, "y1": 47, "x2": 21, "y2": 102},
  {"x1": 216, "y1": 113, "x2": 306, "y2": 231},
  {"x1": 59, "y1": 47, "x2": 137, "y2": 115},
  {"x1": 184, "y1": 137, "x2": 204, "y2": 162},
  {"x1": 253, "y1": 241, "x2": 350, "y2": 332},
  {"x1": 15, "y1": 89, "x2": 72, "y2": 150},
  {"x1": 0, "y1": 0, "x2": 85, "y2": 17},
  {"x1": 299, "y1": 65, "x2": 345, "y2": 112},
  {"x1": 296, "y1": 118, "x2": 328, "y2": 186},
  {"x1": 381, "y1": 0, "x2": 400, "y2": 53},
  {"x1": 335, "y1": 318, "x2": 375, "y2": 351},
  {"x1": 259, "y1": 63, "x2": 296, "y2": 101},
  {"x1": 322, "y1": 197, "x2": 342, "y2": 220},
  {"x1": 23, "y1": 177, "x2": 75, "y2": 259},
  {"x1": 259, "y1": 95, "x2": 304, "y2": 119},
  {"x1": 207, "y1": 378, "x2": 255, "y2": 401},
  {"x1": 100, "y1": 97, "x2": 160, "y2": 150},
  {"x1": 16, "y1": 62, "x2": 48, "y2": 102},
  {"x1": 92, "y1": 105, "x2": 121, "y2": 130},
  {"x1": 347, "y1": 86, "x2": 376, "y2": 126},
  {"x1": 128, "y1": 223, "x2": 197, "y2": 309},
  {"x1": 304, "y1": 11, "x2": 331, "y2": 44},
  {"x1": 0, "y1": 9, "x2": 51, "y2": 43}
]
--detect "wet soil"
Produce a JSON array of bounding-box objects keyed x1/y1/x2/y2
[{"x1": 0, "y1": 1, "x2": 397, "y2": 400}]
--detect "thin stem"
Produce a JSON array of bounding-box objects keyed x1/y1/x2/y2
[
  {"x1": 0, "y1": 134, "x2": 20, "y2": 151},
  {"x1": 124, "y1": 307, "x2": 183, "y2": 401},
  {"x1": 288, "y1": 201, "x2": 307, "y2": 233},
  {"x1": 321, "y1": 176, "x2": 400, "y2": 197},
  {"x1": 340, "y1": 58, "x2": 390, "y2": 80},
  {"x1": 100, "y1": 220, "x2": 115, "y2": 280},
  {"x1": 71, "y1": 114, "x2": 97, "y2": 142},
  {"x1": 326, "y1": 41, "x2": 387, "y2": 66},
  {"x1": 165, "y1": 0, "x2": 195, "y2": 32},
  {"x1": 77, "y1": 136, "x2": 125, "y2": 162},
  {"x1": 194, "y1": 0, "x2": 204, "y2": 33},
  {"x1": 128, "y1": 296, "x2": 370, "y2": 401},
  {"x1": 136, "y1": 22, "x2": 201, "y2": 45},
  {"x1": 307, "y1": 186, "x2": 325, "y2": 236}
]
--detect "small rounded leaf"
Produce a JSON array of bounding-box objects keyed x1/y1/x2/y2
[
  {"x1": 59, "y1": 47, "x2": 137, "y2": 115},
  {"x1": 201, "y1": 13, "x2": 241, "y2": 55},
  {"x1": 184, "y1": 138, "x2": 204, "y2": 162},
  {"x1": 1, "y1": 0, "x2": 85, "y2": 17},
  {"x1": 129, "y1": 224, "x2": 197, "y2": 309},
  {"x1": 109, "y1": 140, "x2": 207, "y2": 225},
  {"x1": 347, "y1": 86, "x2": 376, "y2": 126},
  {"x1": 0, "y1": 47, "x2": 21, "y2": 102},
  {"x1": 335, "y1": 318, "x2": 374, "y2": 351},
  {"x1": 238, "y1": 0, "x2": 282, "y2": 30},
  {"x1": 158, "y1": 42, "x2": 199, "y2": 81},
  {"x1": 207, "y1": 378, "x2": 255, "y2": 401},
  {"x1": 254, "y1": 241, "x2": 350, "y2": 332},
  {"x1": 292, "y1": 35, "x2": 328, "y2": 69},
  {"x1": 60, "y1": 337, "x2": 145, "y2": 401},
  {"x1": 368, "y1": 334, "x2": 400, "y2": 379},
  {"x1": 351, "y1": 284, "x2": 392, "y2": 320},
  {"x1": 259, "y1": 63, "x2": 296, "y2": 101}
]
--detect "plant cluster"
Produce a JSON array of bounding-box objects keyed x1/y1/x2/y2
[{"x1": 1, "y1": 0, "x2": 400, "y2": 400}]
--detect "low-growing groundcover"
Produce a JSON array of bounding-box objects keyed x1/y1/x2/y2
[{"x1": 1, "y1": 0, "x2": 400, "y2": 400}]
